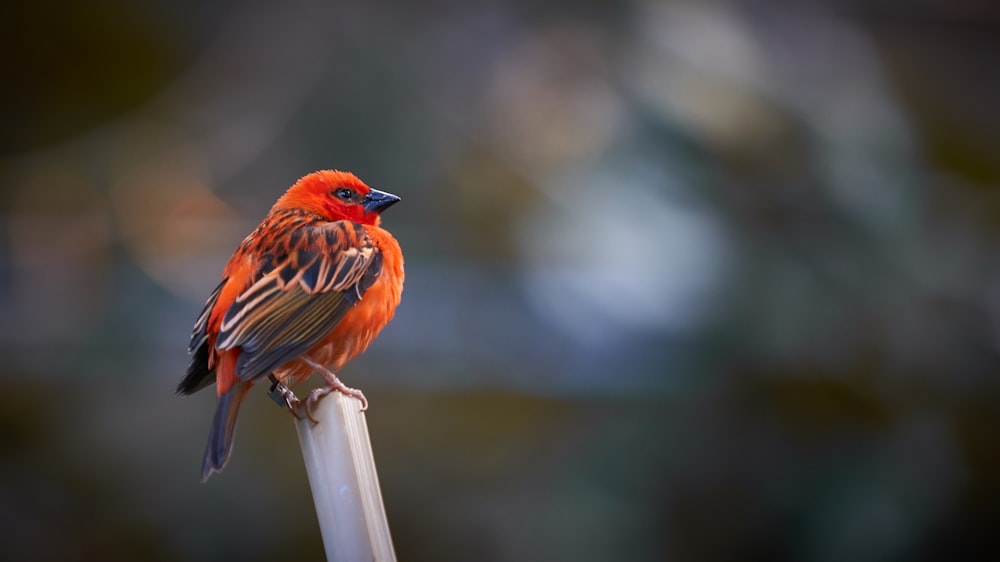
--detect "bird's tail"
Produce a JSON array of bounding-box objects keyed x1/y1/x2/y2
[{"x1": 201, "y1": 381, "x2": 250, "y2": 482}]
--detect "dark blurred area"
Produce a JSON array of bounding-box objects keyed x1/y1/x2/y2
[{"x1": 2, "y1": 0, "x2": 999, "y2": 560}]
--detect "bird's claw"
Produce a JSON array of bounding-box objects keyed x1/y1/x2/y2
[
  {"x1": 297, "y1": 357, "x2": 369, "y2": 421},
  {"x1": 301, "y1": 383, "x2": 368, "y2": 424},
  {"x1": 303, "y1": 387, "x2": 331, "y2": 424}
]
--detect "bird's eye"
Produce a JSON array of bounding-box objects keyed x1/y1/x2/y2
[{"x1": 335, "y1": 188, "x2": 354, "y2": 201}]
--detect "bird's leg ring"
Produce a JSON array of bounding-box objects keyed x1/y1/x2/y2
[
  {"x1": 299, "y1": 357, "x2": 369, "y2": 423},
  {"x1": 268, "y1": 374, "x2": 304, "y2": 420}
]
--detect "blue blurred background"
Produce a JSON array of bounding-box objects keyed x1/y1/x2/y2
[{"x1": 1, "y1": 0, "x2": 998, "y2": 560}]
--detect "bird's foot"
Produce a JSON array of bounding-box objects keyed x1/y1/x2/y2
[
  {"x1": 268, "y1": 375, "x2": 304, "y2": 420},
  {"x1": 299, "y1": 357, "x2": 369, "y2": 418},
  {"x1": 303, "y1": 380, "x2": 369, "y2": 424}
]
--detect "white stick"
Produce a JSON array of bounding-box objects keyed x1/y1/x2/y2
[{"x1": 293, "y1": 392, "x2": 397, "y2": 561}]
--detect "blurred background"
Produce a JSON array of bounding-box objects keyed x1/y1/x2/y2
[{"x1": 1, "y1": 0, "x2": 998, "y2": 560}]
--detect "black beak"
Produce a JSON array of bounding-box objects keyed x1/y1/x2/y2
[{"x1": 362, "y1": 188, "x2": 401, "y2": 214}]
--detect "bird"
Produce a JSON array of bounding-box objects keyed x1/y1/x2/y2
[{"x1": 177, "y1": 170, "x2": 404, "y2": 482}]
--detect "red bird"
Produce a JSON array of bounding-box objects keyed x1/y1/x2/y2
[{"x1": 178, "y1": 170, "x2": 404, "y2": 481}]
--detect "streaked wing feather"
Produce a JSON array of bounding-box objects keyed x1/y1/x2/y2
[
  {"x1": 215, "y1": 221, "x2": 382, "y2": 383},
  {"x1": 179, "y1": 278, "x2": 228, "y2": 394},
  {"x1": 189, "y1": 279, "x2": 227, "y2": 353},
  {"x1": 178, "y1": 341, "x2": 215, "y2": 395},
  {"x1": 234, "y1": 290, "x2": 351, "y2": 380}
]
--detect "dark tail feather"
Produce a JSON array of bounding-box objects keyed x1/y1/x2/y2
[{"x1": 200, "y1": 382, "x2": 250, "y2": 482}]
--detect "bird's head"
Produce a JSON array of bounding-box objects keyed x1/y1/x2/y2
[{"x1": 274, "y1": 170, "x2": 400, "y2": 225}]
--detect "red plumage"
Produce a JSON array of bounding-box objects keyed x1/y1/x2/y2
[{"x1": 179, "y1": 170, "x2": 404, "y2": 481}]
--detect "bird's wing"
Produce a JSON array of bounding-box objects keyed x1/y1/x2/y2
[
  {"x1": 215, "y1": 221, "x2": 382, "y2": 382},
  {"x1": 178, "y1": 279, "x2": 227, "y2": 395},
  {"x1": 189, "y1": 279, "x2": 227, "y2": 354}
]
